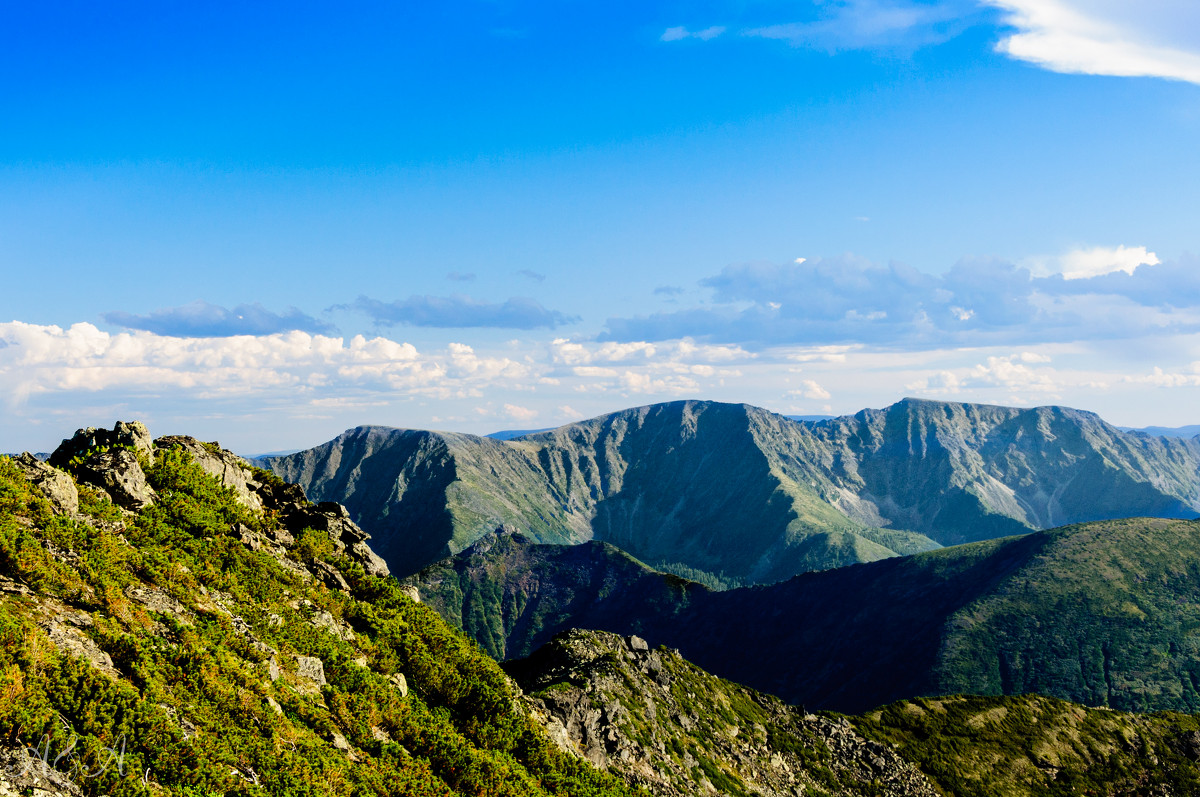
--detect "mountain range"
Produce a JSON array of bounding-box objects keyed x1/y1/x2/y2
[{"x1": 264, "y1": 398, "x2": 1200, "y2": 586}]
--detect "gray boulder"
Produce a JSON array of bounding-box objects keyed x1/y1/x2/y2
[
  {"x1": 11, "y1": 453, "x2": 78, "y2": 515},
  {"x1": 76, "y1": 449, "x2": 155, "y2": 511},
  {"x1": 293, "y1": 654, "x2": 326, "y2": 687}
]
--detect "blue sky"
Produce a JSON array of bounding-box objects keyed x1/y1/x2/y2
[{"x1": 3, "y1": 0, "x2": 1200, "y2": 453}]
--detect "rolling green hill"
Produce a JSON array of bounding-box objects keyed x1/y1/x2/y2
[{"x1": 414, "y1": 517, "x2": 1200, "y2": 715}]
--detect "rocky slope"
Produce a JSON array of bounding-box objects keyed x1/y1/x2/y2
[
  {"x1": 264, "y1": 398, "x2": 1200, "y2": 583},
  {"x1": 507, "y1": 630, "x2": 1200, "y2": 797},
  {"x1": 506, "y1": 629, "x2": 941, "y2": 797},
  {"x1": 0, "y1": 422, "x2": 635, "y2": 797},
  {"x1": 414, "y1": 517, "x2": 1200, "y2": 715}
]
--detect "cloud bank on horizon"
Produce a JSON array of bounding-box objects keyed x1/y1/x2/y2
[{"x1": 602, "y1": 249, "x2": 1198, "y2": 348}]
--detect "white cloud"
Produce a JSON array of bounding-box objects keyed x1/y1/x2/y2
[
  {"x1": 503, "y1": 403, "x2": 539, "y2": 421},
  {"x1": 744, "y1": 0, "x2": 972, "y2": 51},
  {"x1": 1029, "y1": 244, "x2": 1161, "y2": 280},
  {"x1": 969, "y1": 355, "x2": 1059, "y2": 392},
  {"x1": 0, "y1": 323, "x2": 533, "y2": 405},
  {"x1": 661, "y1": 25, "x2": 726, "y2": 42},
  {"x1": 986, "y1": 0, "x2": 1200, "y2": 84},
  {"x1": 1124, "y1": 363, "x2": 1200, "y2": 387},
  {"x1": 618, "y1": 371, "x2": 699, "y2": 394},
  {"x1": 786, "y1": 379, "x2": 832, "y2": 400}
]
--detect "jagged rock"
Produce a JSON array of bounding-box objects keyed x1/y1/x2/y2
[
  {"x1": 400, "y1": 585, "x2": 420, "y2": 603},
  {"x1": 154, "y1": 435, "x2": 263, "y2": 511},
  {"x1": 0, "y1": 577, "x2": 31, "y2": 596},
  {"x1": 75, "y1": 449, "x2": 155, "y2": 511},
  {"x1": 278, "y1": 502, "x2": 389, "y2": 578},
  {"x1": 293, "y1": 654, "x2": 326, "y2": 687},
  {"x1": 388, "y1": 672, "x2": 409, "y2": 697},
  {"x1": 313, "y1": 560, "x2": 351, "y2": 591},
  {"x1": 349, "y1": 540, "x2": 390, "y2": 577},
  {"x1": 49, "y1": 421, "x2": 155, "y2": 470},
  {"x1": 266, "y1": 696, "x2": 284, "y2": 716},
  {"x1": 11, "y1": 453, "x2": 79, "y2": 515}
]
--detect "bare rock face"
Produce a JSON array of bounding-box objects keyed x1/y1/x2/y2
[
  {"x1": 11, "y1": 453, "x2": 78, "y2": 515},
  {"x1": 75, "y1": 449, "x2": 155, "y2": 511}
]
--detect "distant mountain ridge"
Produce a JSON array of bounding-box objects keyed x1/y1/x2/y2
[
  {"x1": 1124, "y1": 424, "x2": 1200, "y2": 439},
  {"x1": 264, "y1": 398, "x2": 1200, "y2": 581}
]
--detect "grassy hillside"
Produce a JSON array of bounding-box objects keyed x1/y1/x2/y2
[
  {"x1": 853, "y1": 694, "x2": 1200, "y2": 796},
  {"x1": 0, "y1": 438, "x2": 637, "y2": 796}
]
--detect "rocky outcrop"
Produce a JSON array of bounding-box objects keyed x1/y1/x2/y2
[
  {"x1": 42, "y1": 421, "x2": 391, "y2": 580},
  {"x1": 0, "y1": 743, "x2": 85, "y2": 797},
  {"x1": 48, "y1": 421, "x2": 154, "y2": 469},
  {"x1": 46, "y1": 421, "x2": 156, "y2": 512},
  {"x1": 507, "y1": 630, "x2": 940, "y2": 797},
  {"x1": 11, "y1": 453, "x2": 78, "y2": 515}
]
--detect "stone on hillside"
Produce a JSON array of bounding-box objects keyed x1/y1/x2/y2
[
  {"x1": 313, "y1": 561, "x2": 350, "y2": 591},
  {"x1": 388, "y1": 672, "x2": 409, "y2": 697},
  {"x1": 293, "y1": 654, "x2": 326, "y2": 687},
  {"x1": 76, "y1": 449, "x2": 155, "y2": 511},
  {"x1": 349, "y1": 541, "x2": 390, "y2": 577},
  {"x1": 12, "y1": 452, "x2": 79, "y2": 515},
  {"x1": 38, "y1": 619, "x2": 120, "y2": 679},
  {"x1": 125, "y1": 585, "x2": 192, "y2": 623},
  {"x1": 154, "y1": 435, "x2": 263, "y2": 511}
]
